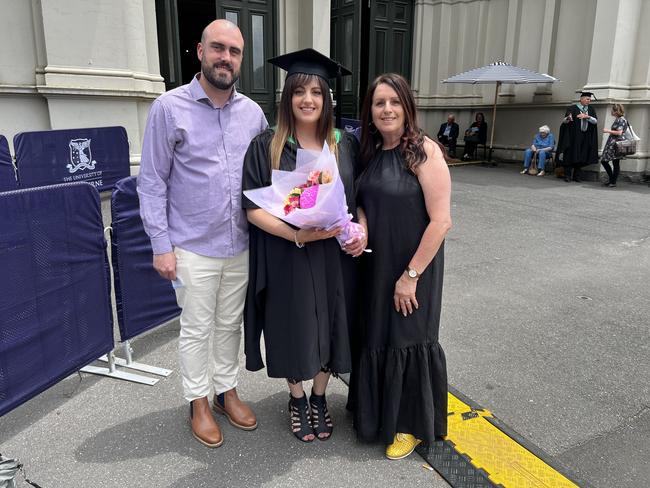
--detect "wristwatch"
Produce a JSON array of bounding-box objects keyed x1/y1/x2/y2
[{"x1": 406, "y1": 266, "x2": 420, "y2": 279}]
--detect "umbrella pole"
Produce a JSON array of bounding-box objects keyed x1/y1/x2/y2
[{"x1": 488, "y1": 81, "x2": 500, "y2": 162}]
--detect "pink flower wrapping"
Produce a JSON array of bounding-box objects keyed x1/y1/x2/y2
[
  {"x1": 243, "y1": 143, "x2": 365, "y2": 250},
  {"x1": 299, "y1": 184, "x2": 319, "y2": 209}
]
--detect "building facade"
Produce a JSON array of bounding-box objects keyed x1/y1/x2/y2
[
  {"x1": 412, "y1": 0, "x2": 650, "y2": 180},
  {"x1": 1, "y1": 0, "x2": 647, "y2": 180}
]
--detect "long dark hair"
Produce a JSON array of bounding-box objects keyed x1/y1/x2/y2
[
  {"x1": 270, "y1": 73, "x2": 337, "y2": 170},
  {"x1": 359, "y1": 73, "x2": 444, "y2": 172},
  {"x1": 475, "y1": 112, "x2": 485, "y2": 124}
]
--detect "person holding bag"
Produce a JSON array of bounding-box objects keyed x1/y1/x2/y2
[
  {"x1": 600, "y1": 104, "x2": 628, "y2": 188},
  {"x1": 520, "y1": 125, "x2": 555, "y2": 176}
]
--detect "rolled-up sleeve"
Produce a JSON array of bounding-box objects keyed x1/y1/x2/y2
[{"x1": 137, "y1": 99, "x2": 175, "y2": 255}]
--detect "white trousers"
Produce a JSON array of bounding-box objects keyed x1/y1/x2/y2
[{"x1": 174, "y1": 247, "x2": 248, "y2": 402}]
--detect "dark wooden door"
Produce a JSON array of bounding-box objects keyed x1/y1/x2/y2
[
  {"x1": 330, "y1": 0, "x2": 414, "y2": 118},
  {"x1": 330, "y1": 0, "x2": 360, "y2": 119},
  {"x1": 217, "y1": 0, "x2": 276, "y2": 121},
  {"x1": 154, "y1": 0, "x2": 276, "y2": 121},
  {"x1": 368, "y1": 0, "x2": 413, "y2": 82}
]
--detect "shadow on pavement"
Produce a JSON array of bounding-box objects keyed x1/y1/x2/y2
[
  {"x1": 0, "y1": 320, "x2": 179, "y2": 443},
  {"x1": 74, "y1": 391, "x2": 386, "y2": 487}
]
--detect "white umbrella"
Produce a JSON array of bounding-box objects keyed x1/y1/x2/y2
[{"x1": 443, "y1": 61, "x2": 558, "y2": 161}]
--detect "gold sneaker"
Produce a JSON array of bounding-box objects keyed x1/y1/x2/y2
[{"x1": 385, "y1": 433, "x2": 422, "y2": 460}]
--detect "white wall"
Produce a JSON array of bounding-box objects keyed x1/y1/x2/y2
[
  {"x1": 276, "y1": 0, "x2": 331, "y2": 98},
  {"x1": 0, "y1": 0, "x2": 164, "y2": 166}
]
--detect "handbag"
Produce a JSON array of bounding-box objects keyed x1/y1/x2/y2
[
  {"x1": 615, "y1": 122, "x2": 640, "y2": 157},
  {"x1": 615, "y1": 139, "x2": 636, "y2": 156}
]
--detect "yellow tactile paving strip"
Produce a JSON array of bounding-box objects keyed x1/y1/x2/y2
[{"x1": 445, "y1": 393, "x2": 580, "y2": 488}]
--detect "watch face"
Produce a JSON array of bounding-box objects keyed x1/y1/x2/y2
[{"x1": 408, "y1": 269, "x2": 417, "y2": 278}]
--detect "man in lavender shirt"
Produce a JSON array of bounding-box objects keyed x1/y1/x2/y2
[{"x1": 137, "y1": 19, "x2": 268, "y2": 448}]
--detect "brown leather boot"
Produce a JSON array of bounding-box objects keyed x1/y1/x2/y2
[
  {"x1": 190, "y1": 397, "x2": 223, "y2": 447},
  {"x1": 213, "y1": 388, "x2": 257, "y2": 430}
]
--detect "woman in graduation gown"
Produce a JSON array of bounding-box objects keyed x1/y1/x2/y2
[
  {"x1": 352, "y1": 73, "x2": 451, "y2": 460},
  {"x1": 241, "y1": 49, "x2": 364, "y2": 443}
]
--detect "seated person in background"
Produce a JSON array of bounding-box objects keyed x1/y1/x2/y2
[
  {"x1": 437, "y1": 113, "x2": 459, "y2": 158},
  {"x1": 520, "y1": 125, "x2": 555, "y2": 176},
  {"x1": 462, "y1": 112, "x2": 487, "y2": 160}
]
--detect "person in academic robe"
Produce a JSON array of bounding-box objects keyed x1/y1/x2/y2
[
  {"x1": 241, "y1": 48, "x2": 364, "y2": 443},
  {"x1": 557, "y1": 91, "x2": 599, "y2": 182}
]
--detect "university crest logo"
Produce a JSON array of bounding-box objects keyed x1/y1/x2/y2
[{"x1": 67, "y1": 138, "x2": 97, "y2": 173}]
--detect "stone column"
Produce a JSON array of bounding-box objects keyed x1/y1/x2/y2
[
  {"x1": 411, "y1": 0, "x2": 436, "y2": 102},
  {"x1": 533, "y1": 0, "x2": 559, "y2": 102},
  {"x1": 0, "y1": 0, "x2": 51, "y2": 147},
  {"x1": 36, "y1": 0, "x2": 164, "y2": 166},
  {"x1": 584, "y1": 0, "x2": 648, "y2": 179},
  {"x1": 584, "y1": 0, "x2": 642, "y2": 100},
  {"x1": 499, "y1": 0, "x2": 522, "y2": 100},
  {"x1": 276, "y1": 0, "x2": 331, "y2": 96}
]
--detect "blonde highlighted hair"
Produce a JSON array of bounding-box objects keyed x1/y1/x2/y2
[
  {"x1": 270, "y1": 73, "x2": 338, "y2": 170},
  {"x1": 612, "y1": 104, "x2": 625, "y2": 117}
]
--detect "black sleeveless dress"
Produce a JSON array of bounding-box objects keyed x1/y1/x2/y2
[{"x1": 352, "y1": 146, "x2": 447, "y2": 445}]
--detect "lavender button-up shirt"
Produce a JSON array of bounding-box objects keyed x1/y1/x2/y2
[{"x1": 137, "y1": 75, "x2": 268, "y2": 258}]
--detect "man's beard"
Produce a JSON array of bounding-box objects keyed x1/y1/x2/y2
[{"x1": 202, "y1": 60, "x2": 240, "y2": 90}]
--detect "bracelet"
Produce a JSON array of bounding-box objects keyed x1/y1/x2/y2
[{"x1": 294, "y1": 230, "x2": 305, "y2": 248}]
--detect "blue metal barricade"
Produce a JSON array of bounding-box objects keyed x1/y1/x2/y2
[
  {"x1": 14, "y1": 126, "x2": 130, "y2": 192},
  {"x1": 0, "y1": 135, "x2": 17, "y2": 192},
  {"x1": 0, "y1": 183, "x2": 114, "y2": 416},
  {"x1": 111, "y1": 176, "x2": 181, "y2": 341}
]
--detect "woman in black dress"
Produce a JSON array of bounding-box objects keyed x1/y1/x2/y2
[
  {"x1": 352, "y1": 73, "x2": 451, "y2": 460},
  {"x1": 241, "y1": 49, "x2": 365, "y2": 443},
  {"x1": 600, "y1": 104, "x2": 628, "y2": 188}
]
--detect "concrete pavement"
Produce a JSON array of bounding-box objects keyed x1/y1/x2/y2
[
  {"x1": 442, "y1": 164, "x2": 650, "y2": 487},
  {"x1": 1, "y1": 163, "x2": 648, "y2": 487}
]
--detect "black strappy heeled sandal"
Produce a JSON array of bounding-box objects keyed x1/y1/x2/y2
[
  {"x1": 288, "y1": 394, "x2": 314, "y2": 442},
  {"x1": 310, "y1": 391, "x2": 333, "y2": 440}
]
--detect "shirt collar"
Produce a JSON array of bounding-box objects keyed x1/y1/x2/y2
[{"x1": 189, "y1": 74, "x2": 238, "y2": 106}]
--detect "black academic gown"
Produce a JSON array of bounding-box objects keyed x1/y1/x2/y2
[
  {"x1": 557, "y1": 104, "x2": 598, "y2": 167},
  {"x1": 241, "y1": 129, "x2": 359, "y2": 381}
]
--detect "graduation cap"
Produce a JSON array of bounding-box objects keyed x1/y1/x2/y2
[
  {"x1": 268, "y1": 48, "x2": 352, "y2": 128},
  {"x1": 578, "y1": 91, "x2": 597, "y2": 101}
]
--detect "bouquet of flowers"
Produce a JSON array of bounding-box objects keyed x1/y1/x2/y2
[
  {"x1": 283, "y1": 170, "x2": 332, "y2": 215},
  {"x1": 243, "y1": 143, "x2": 366, "y2": 250}
]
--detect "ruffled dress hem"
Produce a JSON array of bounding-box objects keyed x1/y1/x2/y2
[{"x1": 354, "y1": 341, "x2": 448, "y2": 445}]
